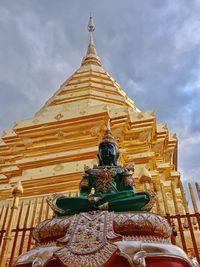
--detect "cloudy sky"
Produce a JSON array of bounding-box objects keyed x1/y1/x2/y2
[{"x1": 0, "y1": 0, "x2": 200, "y2": 183}]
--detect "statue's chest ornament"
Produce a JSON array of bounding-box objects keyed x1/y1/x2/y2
[{"x1": 95, "y1": 169, "x2": 117, "y2": 193}]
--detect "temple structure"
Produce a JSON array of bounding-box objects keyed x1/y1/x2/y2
[{"x1": 0, "y1": 17, "x2": 199, "y2": 266}]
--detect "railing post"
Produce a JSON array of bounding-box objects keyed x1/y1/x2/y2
[{"x1": 0, "y1": 182, "x2": 23, "y2": 267}]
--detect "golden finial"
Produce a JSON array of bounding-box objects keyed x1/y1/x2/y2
[
  {"x1": 88, "y1": 15, "x2": 95, "y2": 45},
  {"x1": 11, "y1": 181, "x2": 23, "y2": 197},
  {"x1": 81, "y1": 15, "x2": 101, "y2": 66},
  {"x1": 88, "y1": 15, "x2": 95, "y2": 32}
]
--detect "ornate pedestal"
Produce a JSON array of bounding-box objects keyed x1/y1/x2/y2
[{"x1": 13, "y1": 211, "x2": 198, "y2": 267}]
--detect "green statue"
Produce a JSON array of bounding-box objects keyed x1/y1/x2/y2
[{"x1": 48, "y1": 121, "x2": 155, "y2": 216}]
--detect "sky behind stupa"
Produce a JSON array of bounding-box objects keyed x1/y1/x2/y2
[{"x1": 0, "y1": 0, "x2": 200, "y2": 182}]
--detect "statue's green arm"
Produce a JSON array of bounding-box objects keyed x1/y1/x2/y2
[{"x1": 116, "y1": 168, "x2": 135, "y2": 192}]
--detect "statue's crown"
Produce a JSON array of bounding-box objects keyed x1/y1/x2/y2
[{"x1": 99, "y1": 120, "x2": 118, "y2": 147}]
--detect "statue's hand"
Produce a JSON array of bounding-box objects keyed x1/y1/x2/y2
[
  {"x1": 124, "y1": 177, "x2": 135, "y2": 186},
  {"x1": 88, "y1": 197, "x2": 101, "y2": 203},
  {"x1": 80, "y1": 178, "x2": 89, "y2": 188}
]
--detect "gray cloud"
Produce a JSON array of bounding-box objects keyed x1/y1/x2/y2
[
  {"x1": 0, "y1": 0, "x2": 200, "y2": 182},
  {"x1": 0, "y1": 81, "x2": 34, "y2": 131}
]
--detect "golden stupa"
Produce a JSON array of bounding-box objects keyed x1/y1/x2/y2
[{"x1": 0, "y1": 16, "x2": 199, "y2": 266}]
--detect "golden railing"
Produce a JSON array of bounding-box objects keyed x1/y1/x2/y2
[{"x1": 0, "y1": 182, "x2": 199, "y2": 266}]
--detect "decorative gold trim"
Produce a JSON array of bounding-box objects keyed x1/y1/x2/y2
[
  {"x1": 123, "y1": 235, "x2": 170, "y2": 243},
  {"x1": 46, "y1": 193, "x2": 66, "y2": 214},
  {"x1": 141, "y1": 190, "x2": 156, "y2": 211}
]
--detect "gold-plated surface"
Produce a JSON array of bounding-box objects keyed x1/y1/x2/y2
[
  {"x1": 0, "y1": 183, "x2": 23, "y2": 267},
  {"x1": 160, "y1": 182, "x2": 170, "y2": 214},
  {"x1": 179, "y1": 180, "x2": 189, "y2": 213},
  {"x1": 189, "y1": 182, "x2": 199, "y2": 213},
  {"x1": 171, "y1": 181, "x2": 179, "y2": 214}
]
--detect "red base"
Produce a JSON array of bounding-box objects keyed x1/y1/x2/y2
[{"x1": 146, "y1": 257, "x2": 192, "y2": 267}]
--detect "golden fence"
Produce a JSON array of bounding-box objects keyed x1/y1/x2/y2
[{"x1": 0, "y1": 182, "x2": 199, "y2": 267}]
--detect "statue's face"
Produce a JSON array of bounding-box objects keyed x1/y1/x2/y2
[{"x1": 99, "y1": 142, "x2": 117, "y2": 166}]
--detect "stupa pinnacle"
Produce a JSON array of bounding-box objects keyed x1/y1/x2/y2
[
  {"x1": 32, "y1": 15, "x2": 138, "y2": 116},
  {"x1": 81, "y1": 16, "x2": 101, "y2": 66}
]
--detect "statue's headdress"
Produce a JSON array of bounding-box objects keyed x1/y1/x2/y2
[
  {"x1": 99, "y1": 120, "x2": 118, "y2": 148},
  {"x1": 97, "y1": 120, "x2": 120, "y2": 166}
]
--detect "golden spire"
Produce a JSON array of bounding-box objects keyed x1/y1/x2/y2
[{"x1": 81, "y1": 15, "x2": 101, "y2": 66}]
